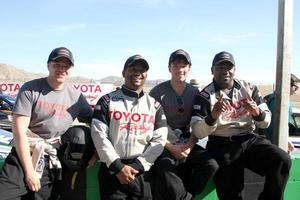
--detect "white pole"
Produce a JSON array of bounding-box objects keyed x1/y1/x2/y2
[{"x1": 274, "y1": 0, "x2": 293, "y2": 150}]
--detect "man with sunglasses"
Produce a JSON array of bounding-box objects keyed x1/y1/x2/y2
[
  {"x1": 264, "y1": 73, "x2": 300, "y2": 152},
  {"x1": 149, "y1": 49, "x2": 218, "y2": 200},
  {"x1": 191, "y1": 51, "x2": 291, "y2": 200},
  {"x1": 0, "y1": 47, "x2": 93, "y2": 199}
]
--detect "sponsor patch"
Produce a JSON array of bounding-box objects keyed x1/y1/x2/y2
[
  {"x1": 111, "y1": 93, "x2": 124, "y2": 102},
  {"x1": 58, "y1": 49, "x2": 70, "y2": 57}
]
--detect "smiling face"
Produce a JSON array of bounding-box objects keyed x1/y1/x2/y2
[
  {"x1": 212, "y1": 61, "x2": 235, "y2": 89},
  {"x1": 122, "y1": 61, "x2": 148, "y2": 91},
  {"x1": 47, "y1": 57, "x2": 73, "y2": 89},
  {"x1": 169, "y1": 57, "x2": 191, "y2": 83}
]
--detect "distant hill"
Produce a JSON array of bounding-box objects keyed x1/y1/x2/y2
[
  {"x1": 0, "y1": 63, "x2": 299, "y2": 107},
  {"x1": 0, "y1": 63, "x2": 95, "y2": 83},
  {"x1": 0, "y1": 63, "x2": 46, "y2": 81},
  {"x1": 0, "y1": 63, "x2": 166, "y2": 87},
  {"x1": 100, "y1": 76, "x2": 123, "y2": 85}
]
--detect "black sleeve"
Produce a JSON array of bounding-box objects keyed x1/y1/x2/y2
[
  {"x1": 127, "y1": 159, "x2": 144, "y2": 173},
  {"x1": 109, "y1": 158, "x2": 125, "y2": 174},
  {"x1": 149, "y1": 87, "x2": 160, "y2": 102},
  {"x1": 92, "y1": 94, "x2": 111, "y2": 126},
  {"x1": 77, "y1": 93, "x2": 93, "y2": 123},
  {"x1": 192, "y1": 90, "x2": 216, "y2": 125}
]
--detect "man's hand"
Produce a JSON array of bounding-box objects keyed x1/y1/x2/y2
[
  {"x1": 87, "y1": 152, "x2": 99, "y2": 167},
  {"x1": 25, "y1": 170, "x2": 41, "y2": 192},
  {"x1": 167, "y1": 143, "x2": 190, "y2": 160},
  {"x1": 288, "y1": 141, "x2": 295, "y2": 154},
  {"x1": 243, "y1": 97, "x2": 260, "y2": 117},
  {"x1": 116, "y1": 165, "x2": 138, "y2": 184},
  {"x1": 212, "y1": 94, "x2": 228, "y2": 120},
  {"x1": 180, "y1": 143, "x2": 192, "y2": 158}
]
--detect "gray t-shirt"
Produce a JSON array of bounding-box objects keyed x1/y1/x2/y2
[
  {"x1": 13, "y1": 78, "x2": 93, "y2": 139},
  {"x1": 150, "y1": 80, "x2": 199, "y2": 130}
]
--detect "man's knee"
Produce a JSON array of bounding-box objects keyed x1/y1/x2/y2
[
  {"x1": 278, "y1": 151, "x2": 292, "y2": 172},
  {"x1": 154, "y1": 156, "x2": 176, "y2": 171},
  {"x1": 266, "y1": 147, "x2": 292, "y2": 175}
]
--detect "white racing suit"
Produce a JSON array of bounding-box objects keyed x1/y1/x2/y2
[
  {"x1": 191, "y1": 79, "x2": 291, "y2": 200},
  {"x1": 91, "y1": 86, "x2": 167, "y2": 199}
]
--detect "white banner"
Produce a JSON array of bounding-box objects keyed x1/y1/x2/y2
[{"x1": 0, "y1": 82, "x2": 114, "y2": 106}]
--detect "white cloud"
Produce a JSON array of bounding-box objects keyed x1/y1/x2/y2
[{"x1": 48, "y1": 23, "x2": 86, "y2": 32}]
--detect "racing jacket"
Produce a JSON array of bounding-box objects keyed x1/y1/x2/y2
[
  {"x1": 91, "y1": 86, "x2": 167, "y2": 173},
  {"x1": 191, "y1": 79, "x2": 271, "y2": 138}
]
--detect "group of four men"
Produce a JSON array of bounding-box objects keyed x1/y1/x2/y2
[{"x1": 0, "y1": 47, "x2": 292, "y2": 200}]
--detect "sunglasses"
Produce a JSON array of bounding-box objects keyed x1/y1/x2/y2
[
  {"x1": 177, "y1": 97, "x2": 185, "y2": 113},
  {"x1": 291, "y1": 84, "x2": 299, "y2": 91}
]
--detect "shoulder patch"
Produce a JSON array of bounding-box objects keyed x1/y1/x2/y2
[{"x1": 199, "y1": 90, "x2": 210, "y2": 99}]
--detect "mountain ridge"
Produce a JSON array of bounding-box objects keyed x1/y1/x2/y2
[{"x1": 0, "y1": 63, "x2": 165, "y2": 87}]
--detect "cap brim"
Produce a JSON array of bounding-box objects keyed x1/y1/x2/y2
[
  {"x1": 171, "y1": 54, "x2": 191, "y2": 65},
  {"x1": 127, "y1": 59, "x2": 149, "y2": 70},
  {"x1": 51, "y1": 55, "x2": 74, "y2": 65},
  {"x1": 214, "y1": 59, "x2": 234, "y2": 66}
]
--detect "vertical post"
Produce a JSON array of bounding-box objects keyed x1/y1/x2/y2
[{"x1": 273, "y1": 0, "x2": 293, "y2": 150}]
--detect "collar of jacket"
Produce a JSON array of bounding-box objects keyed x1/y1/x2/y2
[
  {"x1": 121, "y1": 85, "x2": 145, "y2": 99},
  {"x1": 212, "y1": 79, "x2": 242, "y2": 92}
]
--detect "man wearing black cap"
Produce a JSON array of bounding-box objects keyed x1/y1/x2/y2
[
  {"x1": 0, "y1": 47, "x2": 93, "y2": 199},
  {"x1": 191, "y1": 51, "x2": 291, "y2": 200},
  {"x1": 91, "y1": 54, "x2": 167, "y2": 200},
  {"x1": 150, "y1": 49, "x2": 218, "y2": 200},
  {"x1": 263, "y1": 73, "x2": 300, "y2": 150}
]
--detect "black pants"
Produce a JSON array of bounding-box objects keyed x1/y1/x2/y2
[
  {"x1": 207, "y1": 133, "x2": 291, "y2": 200},
  {"x1": 152, "y1": 145, "x2": 219, "y2": 200},
  {"x1": 0, "y1": 148, "x2": 61, "y2": 200},
  {"x1": 99, "y1": 162, "x2": 152, "y2": 200},
  {"x1": 58, "y1": 167, "x2": 87, "y2": 200}
]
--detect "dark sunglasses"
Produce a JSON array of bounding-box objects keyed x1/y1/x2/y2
[{"x1": 177, "y1": 97, "x2": 184, "y2": 113}]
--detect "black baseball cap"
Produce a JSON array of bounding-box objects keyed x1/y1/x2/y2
[
  {"x1": 47, "y1": 47, "x2": 74, "y2": 66},
  {"x1": 291, "y1": 73, "x2": 300, "y2": 86},
  {"x1": 169, "y1": 49, "x2": 192, "y2": 66},
  {"x1": 124, "y1": 54, "x2": 149, "y2": 71},
  {"x1": 212, "y1": 51, "x2": 235, "y2": 67}
]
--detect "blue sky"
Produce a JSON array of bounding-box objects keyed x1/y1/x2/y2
[{"x1": 1, "y1": 0, "x2": 299, "y2": 84}]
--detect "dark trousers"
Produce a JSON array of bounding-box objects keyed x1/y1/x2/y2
[
  {"x1": 0, "y1": 148, "x2": 61, "y2": 200},
  {"x1": 152, "y1": 145, "x2": 218, "y2": 200},
  {"x1": 207, "y1": 133, "x2": 291, "y2": 200},
  {"x1": 58, "y1": 167, "x2": 87, "y2": 200},
  {"x1": 99, "y1": 163, "x2": 152, "y2": 200}
]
